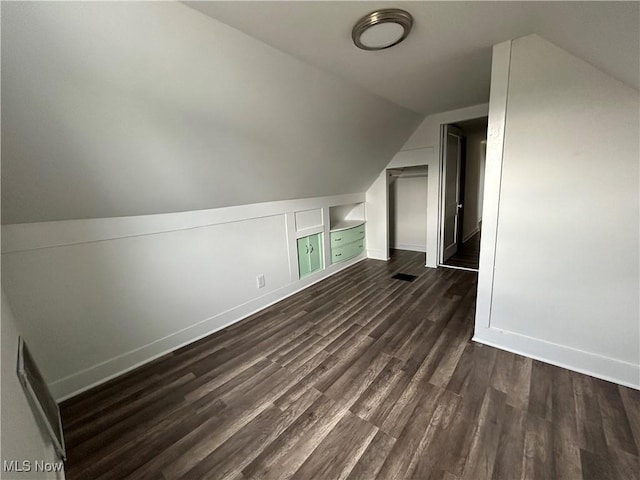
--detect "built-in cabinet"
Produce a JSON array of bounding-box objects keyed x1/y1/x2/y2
[
  {"x1": 297, "y1": 233, "x2": 323, "y2": 278},
  {"x1": 292, "y1": 202, "x2": 365, "y2": 280},
  {"x1": 330, "y1": 222, "x2": 365, "y2": 263}
]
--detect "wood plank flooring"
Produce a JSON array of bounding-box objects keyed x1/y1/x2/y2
[
  {"x1": 444, "y1": 231, "x2": 481, "y2": 270},
  {"x1": 61, "y1": 250, "x2": 640, "y2": 479}
]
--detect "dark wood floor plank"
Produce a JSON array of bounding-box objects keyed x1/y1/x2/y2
[
  {"x1": 490, "y1": 349, "x2": 516, "y2": 394},
  {"x1": 609, "y1": 446, "x2": 640, "y2": 480},
  {"x1": 60, "y1": 250, "x2": 640, "y2": 480},
  {"x1": 443, "y1": 231, "x2": 481, "y2": 270},
  {"x1": 178, "y1": 389, "x2": 320, "y2": 480},
  {"x1": 551, "y1": 366, "x2": 583, "y2": 479},
  {"x1": 492, "y1": 405, "x2": 527, "y2": 480},
  {"x1": 376, "y1": 383, "x2": 443, "y2": 479},
  {"x1": 290, "y1": 411, "x2": 377, "y2": 480},
  {"x1": 428, "y1": 298, "x2": 476, "y2": 387},
  {"x1": 553, "y1": 436, "x2": 583, "y2": 480},
  {"x1": 192, "y1": 358, "x2": 273, "y2": 414},
  {"x1": 405, "y1": 390, "x2": 461, "y2": 480},
  {"x1": 273, "y1": 351, "x2": 338, "y2": 411},
  {"x1": 365, "y1": 368, "x2": 412, "y2": 430},
  {"x1": 460, "y1": 387, "x2": 506, "y2": 479},
  {"x1": 580, "y1": 448, "x2": 619, "y2": 480},
  {"x1": 597, "y1": 379, "x2": 639, "y2": 456},
  {"x1": 430, "y1": 397, "x2": 485, "y2": 477},
  {"x1": 349, "y1": 357, "x2": 405, "y2": 421},
  {"x1": 574, "y1": 372, "x2": 610, "y2": 454},
  {"x1": 160, "y1": 401, "x2": 275, "y2": 479},
  {"x1": 345, "y1": 430, "x2": 396, "y2": 480},
  {"x1": 528, "y1": 360, "x2": 554, "y2": 421},
  {"x1": 242, "y1": 393, "x2": 336, "y2": 480},
  {"x1": 65, "y1": 372, "x2": 195, "y2": 448},
  {"x1": 70, "y1": 402, "x2": 202, "y2": 479},
  {"x1": 522, "y1": 415, "x2": 553, "y2": 480},
  {"x1": 620, "y1": 386, "x2": 640, "y2": 458},
  {"x1": 246, "y1": 401, "x2": 347, "y2": 480},
  {"x1": 506, "y1": 354, "x2": 532, "y2": 410},
  {"x1": 126, "y1": 408, "x2": 233, "y2": 479}
]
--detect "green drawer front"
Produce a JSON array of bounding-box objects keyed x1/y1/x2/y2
[
  {"x1": 331, "y1": 238, "x2": 365, "y2": 263},
  {"x1": 330, "y1": 225, "x2": 365, "y2": 248}
]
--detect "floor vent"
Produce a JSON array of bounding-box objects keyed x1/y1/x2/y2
[{"x1": 391, "y1": 273, "x2": 417, "y2": 282}]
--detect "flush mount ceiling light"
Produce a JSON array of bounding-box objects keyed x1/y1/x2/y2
[{"x1": 352, "y1": 9, "x2": 413, "y2": 51}]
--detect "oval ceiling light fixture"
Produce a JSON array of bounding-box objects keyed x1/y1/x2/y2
[{"x1": 352, "y1": 9, "x2": 413, "y2": 51}]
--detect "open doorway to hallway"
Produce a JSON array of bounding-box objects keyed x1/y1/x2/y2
[{"x1": 439, "y1": 116, "x2": 488, "y2": 271}]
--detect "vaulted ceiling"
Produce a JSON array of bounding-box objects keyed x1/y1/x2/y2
[
  {"x1": 1, "y1": 2, "x2": 420, "y2": 224},
  {"x1": 2, "y1": 2, "x2": 637, "y2": 224},
  {"x1": 187, "y1": 1, "x2": 640, "y2": 114}
]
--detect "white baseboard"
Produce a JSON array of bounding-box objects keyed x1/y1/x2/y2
[
  {"x1": 390, "y1": 243, "x2": 426, "y2": 253},
  {"x1": 473, "y1": 326, "x2": 640, "y2": 390},
  {"x1": 51, "y1": 254, "x2": 366, "y2": 401},
  {"x1": 366, "y1": 249, "x2": 389, "y2": 261}
]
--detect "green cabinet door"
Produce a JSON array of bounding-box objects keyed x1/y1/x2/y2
[
  {"x1": 297, "y1": 237, "x2": 312, "y2": 278},
  {"x1": 298, "y1": 233, "x2": 323, "y2": 278},
  {"x1": 308, "y1": 233, "x2": 322, "y2": 273}
]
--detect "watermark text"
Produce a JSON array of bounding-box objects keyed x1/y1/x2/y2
[{"x1": 3, "y1": 460, "x2": 64, "y2": 473}]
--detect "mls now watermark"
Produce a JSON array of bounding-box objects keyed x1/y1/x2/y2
[{"x1": 3, "y1": 460, "x2": 64, "y2": 473}]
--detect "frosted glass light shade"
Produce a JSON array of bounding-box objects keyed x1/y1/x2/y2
[
  {"x1": 358, "y1": 22, "x2": 405, "y2": 49},
  {"x1": 352, "y1": 9, "x2": 413, "y2": 51}
]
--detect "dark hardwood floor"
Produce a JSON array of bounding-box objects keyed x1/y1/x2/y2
[
  {"x1": 444, "y1": 231, "x2": 481, "y2": 270},
  {"x1": 61, "y1": 250, "x2": 639, "y2": 479}
]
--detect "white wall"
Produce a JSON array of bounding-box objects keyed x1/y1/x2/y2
[
  {"x1": 475, "y1": 35, "x2": 640, "y2": 388},
  {"x1": 366, "y1": 103, "x2": 489, "y2": 266},
  {"x1": 365, "y1": 170, "x2": 390, "y2": 261},
  {"x1": 1, "y1": 292, "x2": 65, "y2": 480},
  {"x1": 1, "y1": 2, "x2": 420, "y2": 224},
  {"x1": 389, "y1": 175, "x2": 428, "y2": 252},
  {"x1": 1, "y1": 194, "x2": 367, "y2": 400}
]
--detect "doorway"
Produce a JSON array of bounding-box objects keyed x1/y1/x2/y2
[
  {"x1": 388, "y1": 165, "x2": 428, "y2": 261},
  {"x1": 439, "y1": 116, "x2": 488, "y2": 271}
]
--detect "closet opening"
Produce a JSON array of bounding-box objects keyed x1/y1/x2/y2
[
  {"x1": 387, "y1": 165, "x2": 428, "y2": 264},
  {"x1": 439, "y1": 116, "x2": 488, "y2": 271}
]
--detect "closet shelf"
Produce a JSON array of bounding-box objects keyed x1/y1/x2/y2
[{"x1": 330, "y1": 219, "x2": 366, "y2": 232}]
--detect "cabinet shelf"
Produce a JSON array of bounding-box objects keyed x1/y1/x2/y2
[{"x1": 329, "y1": 220, "x2": 366, "y2": 233}]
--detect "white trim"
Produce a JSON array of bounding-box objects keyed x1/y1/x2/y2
[
  {"x1": 427, "y1": 106, "x2": 489, "y2": 268},
  {"x1": 473, "y1": 326, "x2": 640, "y2": 390},
  {"x1": 390, "y1": 243, "x2": 426, "y2": 253},
  {"x1": 383, "y1": 147, "x2": 435, "y2": 267},
  {"x1": 52, "y1": 253, "x2": 367, "y2": 401},
  {"x1": 475, "y1": 40, "x2": 511, "y2": 331},
  {"x1": 295, "y1": 225, "x2": 324, "y2": 239},
  {"x1": 284, "y1": 213, "x2": 298, "y2": 283},
  {"x1": 438, "y1": 264, "x2": 478, "y2": 273},
  {"x1": 366, "y1": 249, "x2": 389, "y2": 261},
  {"x1": 321, "y1": 207, "x2": 332, "y2": 271},
  {"x1": 1, "y1": 193, "x2": 365, "y2": 254},
  {"x1": 471, "y1": 39, "x2": 639, "y2": 390},
  {"x1": 438, "y1": 126, "x2": 464, "y2": 265}
]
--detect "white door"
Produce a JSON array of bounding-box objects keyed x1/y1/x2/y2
[{"x1": 441, "y1": 126, "x2": 463, "y2": 262}]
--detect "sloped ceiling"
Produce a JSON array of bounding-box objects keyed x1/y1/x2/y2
[
  {"x1": 186, "y1": 1, "x2": 640, "y2": 114},
  {"x1": 0, "y1": 2, "x2": 421, "y2": 224}
]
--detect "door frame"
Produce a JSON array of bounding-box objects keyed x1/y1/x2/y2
[{"x1": 438, "y1": 124, "x2": 465, "y2": 265}]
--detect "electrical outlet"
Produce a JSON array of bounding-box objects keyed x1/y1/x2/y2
[{"x1": 257, "y1": 274, "x2": 265, "y2": 289}]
